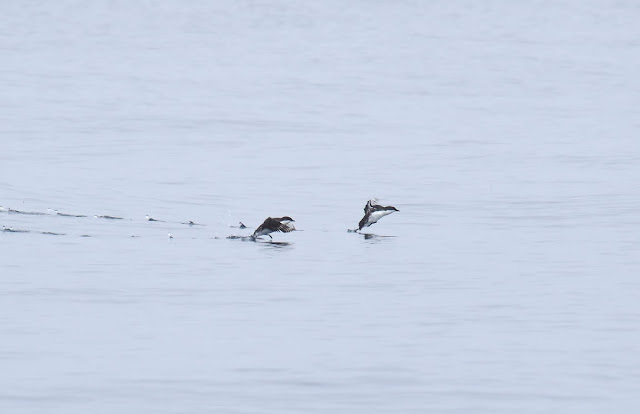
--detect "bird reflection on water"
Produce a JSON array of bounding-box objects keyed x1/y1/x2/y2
[
  {"x1": 226, "y1": 234, "x2": 292, "y2": 248},
  {"x1": 361, "y1": 233, "x2": 397, "y2": 242}
]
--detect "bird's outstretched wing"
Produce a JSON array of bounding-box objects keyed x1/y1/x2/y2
[
  {"x1": 262, "y1": 217, "x2": 295, "y2": 233},
  {"x1": 358, "y1": 214, "x2": 368, "y2": 230},
  {"x1": 364, "y1": 199, "x2": 379, "y2": 214},
  {"x1": 253, "y1": 218, "x2": 269, "y2": 235},
  {"x1": 277, "y1": 221, "x2": 296, "y2": 233}
]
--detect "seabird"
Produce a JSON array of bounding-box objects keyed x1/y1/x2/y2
[
  {"x1": 357, "y1": 199, "x2": 398, "y2": 231},
  {"x1": 146, "y1": 215, "x2": 159, "y2": 222},
  {"x1": 229, "y1": 222, "x2": 248, "y2": 229},
  {"x1": 252, "y1": 216, "x2": 295, "y2": 239}
]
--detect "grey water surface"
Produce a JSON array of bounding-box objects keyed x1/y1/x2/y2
[{"x1": 2, "y1": 1, "x2": 640, "y2": 413}]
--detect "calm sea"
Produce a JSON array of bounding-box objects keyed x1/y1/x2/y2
[{"x1": 2, "y1": 1, "x2": 639, "y2": 412}]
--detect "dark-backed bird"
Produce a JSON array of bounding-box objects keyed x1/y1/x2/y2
[
  {"x1": 253, "y1": 216, "x2": 295, "y2": 239},
  {"x1": 357, "y1": 199, "x2": 398, "y2": 231}
]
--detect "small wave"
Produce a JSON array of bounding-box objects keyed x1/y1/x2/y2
[
  {"x1": 56, "y1": 212, "x2": 87, "y2": 218},
  {"x1": 0, "y1": 207, "x2": 46, "y2": 216},
  {"x1": 2, "y1": 227, "x2": 30, "y2": 233}
]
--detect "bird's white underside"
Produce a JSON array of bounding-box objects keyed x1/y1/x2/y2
[{"x1": 365, "y1": 210, "x2": 394, "y2": 226}]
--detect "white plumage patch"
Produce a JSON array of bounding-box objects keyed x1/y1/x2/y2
[
  {"x1": 253, "y1": 227, "x2": 273, "y2": 237},
  {"x1": 366, "y1": 209, "x2": 394, "y2": 226}
]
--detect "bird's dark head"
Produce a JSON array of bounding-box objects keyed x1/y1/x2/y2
[
  {"x1": 386, "y1": 206, "x2": 399, "y2": 212},
  {"x1": 280, "y1": 216, "x2": 295, "y2": 222}
]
